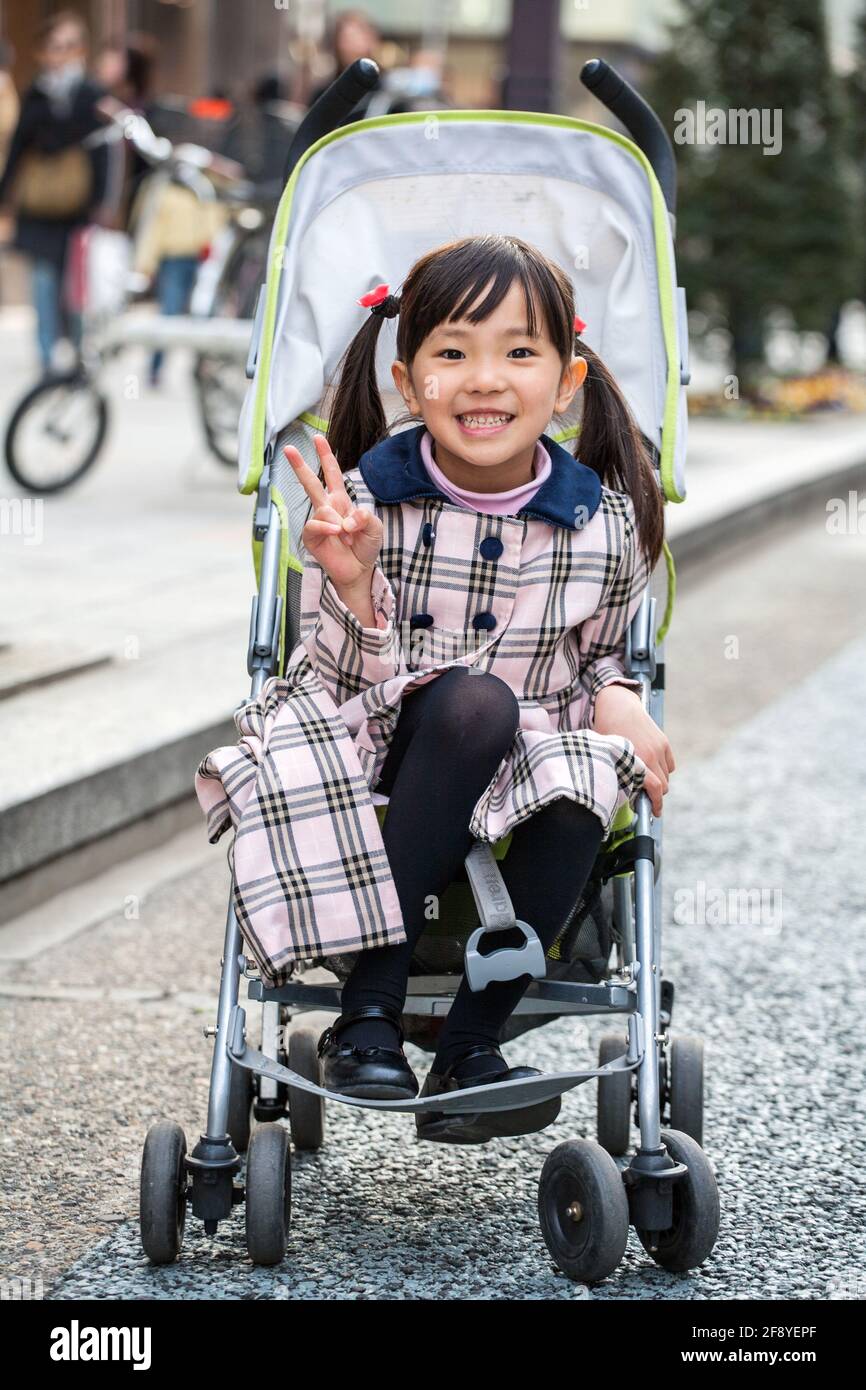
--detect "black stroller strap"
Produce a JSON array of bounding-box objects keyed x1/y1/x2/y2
[{"x1": 595, "y1": 833, "x2": 656, "y2": 883}]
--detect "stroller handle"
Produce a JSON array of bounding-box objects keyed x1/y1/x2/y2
[
  {"x1": 284, "y1": 58, "x2": 381, "y2": 183},
  {"x1": 580, "y1": 58, "x2": 677, "y2": 215}
]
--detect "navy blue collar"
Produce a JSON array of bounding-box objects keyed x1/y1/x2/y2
[{"x1": 357, "y1": 424, "x2": 601, "y2": 530}]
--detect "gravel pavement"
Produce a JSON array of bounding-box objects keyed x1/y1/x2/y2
[{"x1": 3, "y1": 620, "x2": 863, "y2": 1301}]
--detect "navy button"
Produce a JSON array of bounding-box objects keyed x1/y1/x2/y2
[
  {"x1": 422, "y1": 522, "x2": 436, "y2": 545},
  {"x1": 409, "y1": 613, "x2": 434, "y2": 629},
  {"x1": 472, "y1": 612, "x2": 497, "y2": 631},
  {"x1": 479, "y1": 535, "x2": 503, "y2": 560}
]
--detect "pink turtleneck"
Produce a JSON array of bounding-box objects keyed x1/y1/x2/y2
[{"x1": 420, "y1": 429, "x2": 551, "y2": 515}]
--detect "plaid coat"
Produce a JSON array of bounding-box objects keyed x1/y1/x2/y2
[{"x1": 195, "y1": 424, "x2": 651, "y2": 986}]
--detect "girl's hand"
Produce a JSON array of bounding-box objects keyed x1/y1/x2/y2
[
  {"x1": 592, "y1": 684, "x2": 675, "y2": 817},
  {"x1": 283, "y1": 434, "x2": 384, "y2": 594}
]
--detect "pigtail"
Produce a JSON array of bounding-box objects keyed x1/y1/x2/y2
[
  {"x1": 325, "y1": 312, "x2": 393, "y2": 475},
  {"x1": 574, "y1": 340, "x2": 665, "y2": 573}
]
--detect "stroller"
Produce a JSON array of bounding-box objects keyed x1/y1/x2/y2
[{"x1": 140, "y1": 58, "x2": 720, "y2": 1284}]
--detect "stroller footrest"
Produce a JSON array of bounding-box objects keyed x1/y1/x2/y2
[{"x1": 226, "y1": 1040, "x2": 643, "y2": 1116}]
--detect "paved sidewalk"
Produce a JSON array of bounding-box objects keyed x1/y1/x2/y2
[{"x1": 1, "y1": 302, "x2": 865, "y2": 903}]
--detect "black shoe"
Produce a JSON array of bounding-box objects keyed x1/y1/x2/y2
[
  {"x1": 415, "y1": 1044, "x2": 560, "y2": 1144},
  {"x1": 317, "y1": 1005, "x2": 419, "y2": 1100}
]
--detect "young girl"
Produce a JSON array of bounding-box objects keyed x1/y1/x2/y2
[{"x1": 283, "y1": 232, "x2": 673, "y2": 1144}]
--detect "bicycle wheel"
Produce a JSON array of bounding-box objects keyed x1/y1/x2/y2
[
  {"x1": 194, "y1": 354, "x2": 247, "y2": 468},
  {"x1": 4, "y1": 371, "x2": 109, "y2": 494},
  {"x1": 195, "y1": 223, "x2": 269, "y2": 468}
]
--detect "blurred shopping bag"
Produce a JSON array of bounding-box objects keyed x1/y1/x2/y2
[{"x1": 64, "y1": 224, "x2": 132, "y2": 317}]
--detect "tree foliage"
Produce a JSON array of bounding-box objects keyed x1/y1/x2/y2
[{"x1": 645, "y1": 0, "x2": 865, "y2": 380}]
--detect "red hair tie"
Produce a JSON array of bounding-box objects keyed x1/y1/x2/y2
[
  {"x1": 357, "y1": 282, "x2": 401, "y2": 319},
  {"x1": 573, "y1": 314, "x2": 587, "y2": 335},
  {"x1": 358, "y1": 283, "x2": 390, "y2": 308}
]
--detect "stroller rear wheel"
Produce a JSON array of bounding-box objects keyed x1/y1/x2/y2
[
  {"x1": 287, "y1": 1028, "x2": 326, "y2": 1151},
  {"x1": 538, "y1": 1138, "x2": 629, "y2": 1283},
  {"x1": 227, "y1": 1063, "x2": 254, "y2": 1153},
  {"x1": 667, "y1": 1035, "x2": 704, "y2": 1146},
  {"x1": 635, "y1": 1128, "x2": 719, "y2": 1272},
  {"x1": 245, "y1": 1122, "x2": 292, "y2": 1266},
  {"x1": 596, "y1": 1032, "x2": 632, "y2": 1155},
  {"x1": 140, "y1": 1120, "x2": 188, "y2": 1265}
]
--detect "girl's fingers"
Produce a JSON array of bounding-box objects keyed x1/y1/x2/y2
[
  {"x1": 283, "y1": 445, "x2": 327, "y2": 509},
  {"x1": 644, "y1": 767, "x2": 665, "y2": 817},
  {"x1": 313, "y1": 433, "x2": 347, "y2": 498},
  {"x1": 305, "y1": 518, "x2": 343, "y2": 535}
]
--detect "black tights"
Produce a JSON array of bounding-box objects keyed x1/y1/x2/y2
[{"x1": 339, "y1": 667, "x2": 604, "y2": 1072}]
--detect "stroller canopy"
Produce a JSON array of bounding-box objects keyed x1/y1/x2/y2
[{"x1": 239, "y1": 110, "x2": 688, "y2": 533}]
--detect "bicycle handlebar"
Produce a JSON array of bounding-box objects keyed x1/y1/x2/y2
[
  {"x1": 95, "y1": 96, "x2": 246, "y2": 186},
  {"x1": 580, "y1": 58, "x2": 676, "y2": 215}
]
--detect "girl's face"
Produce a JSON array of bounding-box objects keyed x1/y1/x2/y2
[{"x1": 391, "y1": 278, "x2": 586, "y2": 490}]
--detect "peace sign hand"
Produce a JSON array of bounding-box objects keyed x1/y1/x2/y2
[{"x1": 283, "y1": 434, "x2": 384, "y2": 593}]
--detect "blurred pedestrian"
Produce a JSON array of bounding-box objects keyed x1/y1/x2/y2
[
  {"x1": 0, "y1": 41, "x2": 20, "y2": 171},
  {"x1": 94, "y1": 34, "x2": 155, "y2": 112},
  {"x1": 307, "y1": 8, "x2": 381, "y2": 108},
  {"x1": 94, "y1": 33, "x2": 158, "y2": 229},
  {"x1": 128, "y1": 152, "x2": 226, "y2": 388},
  {"x1": 0, "y1": 12, "x2": 107, "y2": 374}
]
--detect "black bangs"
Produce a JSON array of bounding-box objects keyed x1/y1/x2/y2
[{"x1": 397, "y1": 235, "x2": 573, "y2": 368}]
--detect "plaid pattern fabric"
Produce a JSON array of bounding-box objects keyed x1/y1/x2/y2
[
  {"x1": 195, "y1": 661, "x2": 407, "y2": 988},
  {"x1": 195, "y1": 428, "x2": 653, "y2": 982}
]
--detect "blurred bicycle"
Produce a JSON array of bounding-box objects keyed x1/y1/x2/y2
[{"x1": 2, "y1": 102, "x2": 253, "y2": 493}]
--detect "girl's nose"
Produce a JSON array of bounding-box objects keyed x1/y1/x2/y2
[{"x1": 463, "y1": 362, "x2": 508, "y2": 392}]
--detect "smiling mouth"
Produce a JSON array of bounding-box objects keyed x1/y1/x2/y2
[{"x1": 455, "y1": 412, "x2": 515, "y2": 433}]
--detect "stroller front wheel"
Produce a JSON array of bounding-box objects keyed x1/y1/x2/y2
[
  {"x1": 139, "y1": 1120, "x2": 188, "y2": 1265},
  {"x1": 538, "y1": 1138, "x2": 630, "y2": 1284},
  {"x1": 635, "y1": 1128, "x2": 720, "y2": 1272},
  {"x1": 245, "y1": 1122, "x2": 292, "y2": 1266}
]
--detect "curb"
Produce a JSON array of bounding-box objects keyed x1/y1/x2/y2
[
  {"x1": 0, "y1": 716, "x2": 236, "y2": 919},
  {"x1": 666, "y1": 454, "x2": 866, "y2": 571}
]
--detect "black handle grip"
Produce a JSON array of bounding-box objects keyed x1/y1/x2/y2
[
  {"x1": 580, "y1": 58, "x2": 676, "y2": 215},
  {"x1": 283, "y1": 58, "x2": 380, "y2": 184}
]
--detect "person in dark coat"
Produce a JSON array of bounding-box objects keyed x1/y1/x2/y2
[{"x1": 0, "y1": 11, "x2": 107, "y2": 373}]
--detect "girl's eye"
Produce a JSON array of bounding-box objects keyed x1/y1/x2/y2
[{"x1": 436, "y1": 347, "x2": 536, "y2": 361}]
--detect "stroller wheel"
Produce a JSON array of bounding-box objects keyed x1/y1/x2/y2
[
  {"x1": 538, "y1": 1139, "x2": 629, "y2": 1284},
  {"x1": 597, "y1": 1033, "x2": 632, "y2": 1156},
  {"x1": 668, "y1": 1035, "x2": 704, "y2": 1146},
  {"x1": 245, "y1": 1123, "x2": 292, "y2": 1266},
  {"x1": 635, "y1": 1128, "x2": 720, "y2": 1272},
  {"x1": 140, "y1": 1120, "x2": 188, "y2": 1265},
  {"x1": 227, "y1": 1063, "x2": 254, "y2": 1153},
  {"x1": 288, "y1": 1028, "x2": 326, "y2": 1151}
]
